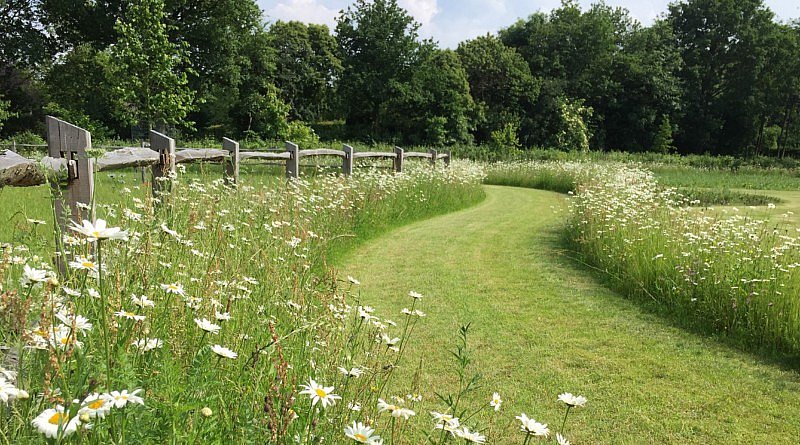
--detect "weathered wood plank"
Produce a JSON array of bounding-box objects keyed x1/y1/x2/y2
[
  {"x1": 342, "y1": 144, "x2": 354, "y2": 175},
  {"x1": 46, "y1": 115, "x2": 94, "y2": 223},
  {"x1": 353, "y1": 151, "x2": 398, "y2": 159},
  {"x1": 239, "y1": 151, "x2": 291, "y2": 161},
  {"x1": 285, "y1": 141, "x2": 299, "y2": 178},
  {"x1": 176, "y1": 148, "x2": 228, "y2": 164},
  {"x1": 393, "y1": 147, "x2": 404, "y2": 172},
  {"x1": 403, "y1": 151, "x2": 433, "y2": 159},
  {"x1": 223, "y1": 138, "x2": 239, "y2": 185},
  {"x1": 150, "y1": 130, "x2": 175, "y2": 198},
  {"x1": 97, "y1": 147, "x2": 159, "y2": 171},
  {"x1": 298, "y1": 148, "x2": 345, "y2": 158}
]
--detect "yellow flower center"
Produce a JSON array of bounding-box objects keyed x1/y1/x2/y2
[
  {"x1": 354, "y1": 433, "x2": 368, "y2": 442},
  {"x1": 92, "y1": 231, "x2": 101, "y2": 238},
  {"x1": 82, "y1": 261, "x2": 94, "y2": 268},
  {"x1": 88, "y1": 399, "x2": 105, "y2": 410},
  {"x1": 169, "y1": 284, "x2": 178, "y2": 290},
  {"x1": 125, "y1": 312, "x2": 136, "y2": 317},
  {"x1": 60, "y1": 337, "x2": 70, "y2": 345},
  {"x1": 315, "y1": 388, "x2": 327, "y2": 398},
  {"x1": 48, "y1": 412, "x2": 68, "y2": 425}
]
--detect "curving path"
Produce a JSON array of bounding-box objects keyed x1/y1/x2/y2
[{"x1": 339, "y1": 185, "x2": 800, "y2": 444}]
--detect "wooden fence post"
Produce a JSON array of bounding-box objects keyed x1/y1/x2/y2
[
  {"x1": 342, "y1": 144, "x2": 354, "y2": 176},
  {"x1": 223, "y1": 137, "x2": 239, "y2": 185},
  {"x1": 429, "y1": 149, "x2": 438, "y2": 167},
  {"x1": 150, "y1": 130, "x2": 175, "y2": 198},
  {"x1": 285, "y1": 141, "x2": 299, "y2": 178},
  {"x1": 393, "y1": 146, "x2": 404, "y2": 173},
  {"x1": 444, "y1": 150, "x2": 451, "y2": 167},
  {"x1": 46, "y1": 116, "x2": 95, "y2": 227},
  {"x1": 46, "y1": 116, "x2": 94, "y2": 274}
]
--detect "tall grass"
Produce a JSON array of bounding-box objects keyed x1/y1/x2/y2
[
  {"x1": 486, "y1": 160, "x2": 800, "y2": 359},
  {"x1": 0, "y1": 162, "x2": 507, "y2": 443}
]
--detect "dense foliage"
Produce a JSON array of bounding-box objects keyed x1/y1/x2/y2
[{"x1": 1, "y1": 0, "x2": 799, "y2": 156}]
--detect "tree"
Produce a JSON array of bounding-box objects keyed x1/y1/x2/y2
[
  {"x1": 267, "y1": 21, "x2": 341, "y2": 123},
  {"x1": 44, "y1": 44, "x2": 118, "y2": 137},
  {"x1": 336, "y1": 0, "x2": 425, "y2": 139},
  {"x1": 109, "y1": 0, "x2": 194, "y2": 132},
  {"x1": 382, "y1": 49, "x2": 475, "y2": 145},
  {"x1": 669, "y1": 0, "x2": 777, "y2": 154},
  {"x1": 456, "y1": 35, "x2": 539, "y2": 145},
  {"x1": 0, "y1": 94, "x2": 16, "y2": 133}
]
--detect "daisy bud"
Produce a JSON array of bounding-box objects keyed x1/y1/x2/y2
[
  {"x1": 200, "y1": 407, "x2": 213, "y2": 418},
  {"x1": 79, "y1": 413, "x2": 91, "y2": 423},
  {"x1": 17, "y1": 389, "x2": 29, "y2": 400}
]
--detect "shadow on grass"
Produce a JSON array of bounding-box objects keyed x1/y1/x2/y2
[{"x1": 533, "y1": 217, "x2": 800, "y2": 372}]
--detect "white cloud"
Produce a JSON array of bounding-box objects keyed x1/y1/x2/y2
[
  {"x1": 399, "y1": 0, "x2": 439, "y2": 25},
  {"x1": 264, "y1": 0, "x2": 340, "y2": 27}
]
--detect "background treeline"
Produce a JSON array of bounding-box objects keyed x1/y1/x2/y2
[{"x1": 1, "y1": 0, "x2": 799, "y2": 157}]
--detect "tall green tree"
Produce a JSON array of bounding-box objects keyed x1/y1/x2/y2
[
  {"x1": 382, "y1": 49, "x2": 475, "y2": 145},
  {"x1": 109, "y1": 0, "x2": 194, "y2": 132},
  {"x1": 456, "y1": 35, "x2": 539, "y2": 145},
  {"x1": 266, "y1": 21, "x2": 341, "y2": 123},
  {"x1": 669, "y1": 0, "x2": 777, "y2": 154},
  {"x1": 336, "y1": 0, "x2": 425, "y2": 139}
]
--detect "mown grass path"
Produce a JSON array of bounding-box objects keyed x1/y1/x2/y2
[{"x1": 339, "y1": 185, "x2": 800, "y2": 444}]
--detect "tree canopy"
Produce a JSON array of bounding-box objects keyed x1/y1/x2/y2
[{"x1": 2, "y1": 0, "x2": 800, "y2": 157}]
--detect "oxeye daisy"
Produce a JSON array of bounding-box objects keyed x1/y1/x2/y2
[
  {"x1": 298, "y1": 379, "x2": 340, "y2": 409},
  {"x1": 132, "y1": 338, "x2": 163, "y2": 352},
  {"x1": 557, "y1": 393, "x2": 587, "y2": 408},
  {"x1": 131, "y1": 294, "x2": 155, "y2": 308},
  {"x1": 210, "y1": 344, "x2": 237, "y2": 359},
  {"x1": 160, "y1": 282, "x2": 187, "y2": 296},
  {"x1": 103, "y1": 389, "x2": 145, "y2": 408},
  {"x1": 79, "y1": 393, "x2": 112, "y2": 418},
  {"x1": 377, "y1": 399, "x2": 415, "y2": 419},
  {"x1": 344, "y1": 421, "x2": 381, "y2": 443},
  {"x1": 516, "y1": 413, "x2": 549, "y2": 437},
  {"x1": 338, "y1": 366, "x2": 364, "y2": 378},
  {"x1": 557, "y1": 433, "x2": 571, "y2": 445},
  {"x1": 114, "y1": 310, "x2": 146, "y2": 321},
  {"x1": 194, "y1": 318, "x2": 221, "y2": 334},
  {"x1": 70, "y1": 219, "x2": 128, "y2": 241},
  {"x1": 21, "y1": 264, "x2": 49, "y2": 285},
  {"x1": 68, "y1": 255, "x2": 99, "y2": 273},
  {"x1": 489, "y1": 392, "x2": 502, "y2": 411},
  {"x1": 456, "y1": 426, "x2": 486, "y2": 444},
  {"x1": 408, "y1": 290, "x2": 423, "y2": 299},
  {"x1": 31, "y1": 405, "x2": 81, "y2": 438}
]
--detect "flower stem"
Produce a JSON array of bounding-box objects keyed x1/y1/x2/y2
[
  {"x1": 560, "y1": 406, "x2": 571, "y2": 435},
  {"x1": 97, "y1": 241, "x2": 113, "y2": 388}
]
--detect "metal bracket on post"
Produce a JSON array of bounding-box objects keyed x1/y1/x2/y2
[
  {"x1": 223, "y1": 137, "x2": 239, "y2": 185},
  {"x1": 285, "y1": 141, "x2": 299, "y2": 179},
  {"x1": 150, "y1": 130, "x2": 176, "y2": 200},
  {"x1": 393, "y1": 146, "x2": 404, "y2": 173},
  {"x1": 46, "y1": 115, "x2": 94, "y2": 275},
  {"x1": 342, "y1": 144, "x2": 354, "y2": 176},
  {"x1": 429, "y1": 149, "x2": 438, "y2": 167}
]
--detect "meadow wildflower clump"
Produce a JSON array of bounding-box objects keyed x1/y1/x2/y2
[
  {"x1": 0, "y1": 162, "x2": 493, "y2": 443},
  {"x1": 560, "y1": 162, "x2": 800, "y2": 354}
]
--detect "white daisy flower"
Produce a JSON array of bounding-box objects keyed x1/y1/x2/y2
[
  {"x1": 103, "y1": 389, "x2": 145, "y2": 408},
  {"x1": 210, "y1": 344, "x2": 237, "y2": 359},
  {"x1": 194, "y1": 318, "x2": 221, "y2": 334},
  {"x1": 31, "y1": 405, "x2": 81, "y2": 438},
  {"x1": 298, "y1": 379, "x2": 340, "y2": 409},
  {"x1": 557, "y1": 392, "x2": 587, "y2": 408},
  {"x1": 489, "y1": 392, "x2": 502, "y2": 411},
  {"x1": 344, "y1": 421, "x2": 381, "y2": 443},
  {"x1": 70, "y1": 219, "x2": 128, "y2": 241},
  {"x1": 516, "y1": 413, "x2": 549, "y2": 437}
]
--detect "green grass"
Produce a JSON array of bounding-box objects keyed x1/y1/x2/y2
[
  {"x1": 653, "y1": 165, "x2": 800, "y2": 190},
  {"x1": 0, "y1": 162, "x2": 487, "y2": 443},
  {"x1": 338, "y1": 185, "x2": 800, "y2": 444}
]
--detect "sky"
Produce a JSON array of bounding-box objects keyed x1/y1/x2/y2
[{"x1": 257, "y1": 0, "x2": 800, "y2": 48}]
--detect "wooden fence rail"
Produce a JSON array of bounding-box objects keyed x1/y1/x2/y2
[{"x1": 0, "y1": 117, "x2": 453, "y2": 275}]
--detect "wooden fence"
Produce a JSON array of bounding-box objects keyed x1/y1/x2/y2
[{"x1": 1, "y1": 116, "x2": 452, "y2": 245}]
